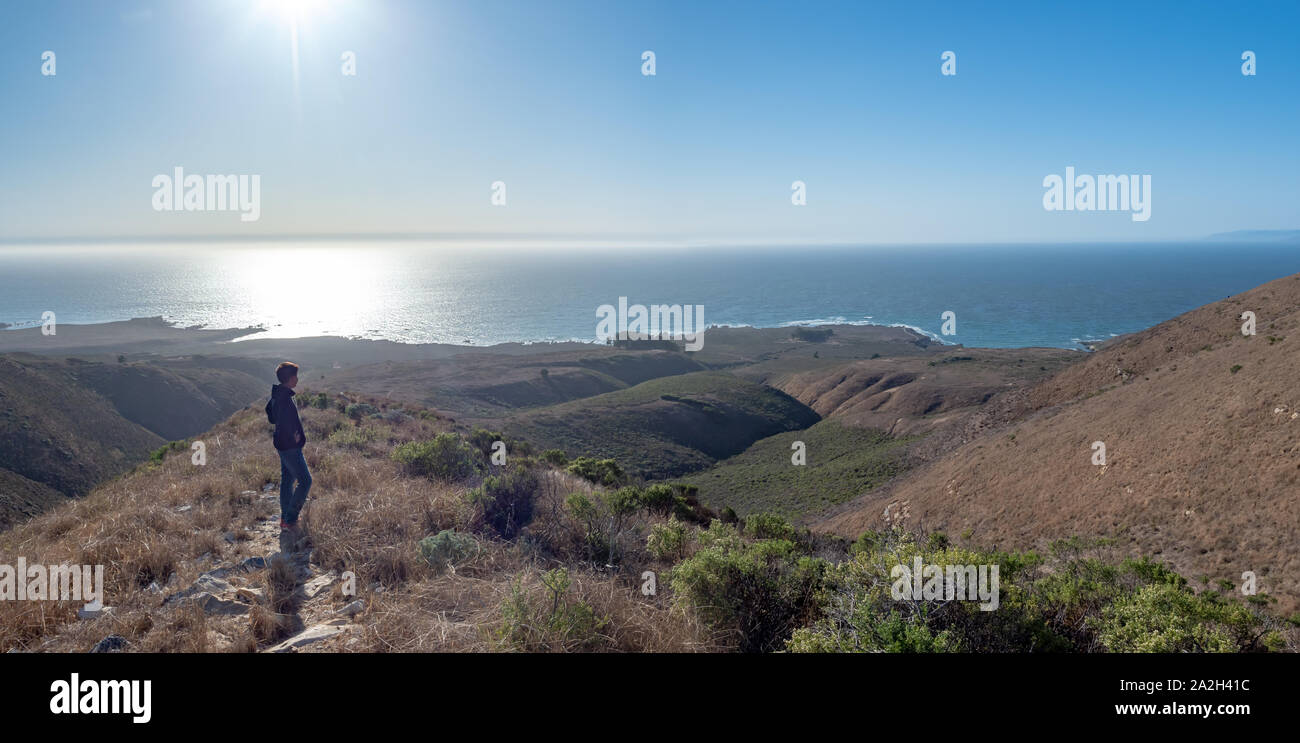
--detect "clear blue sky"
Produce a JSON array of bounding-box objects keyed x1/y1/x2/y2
[{"x1": 1, "y1": 0, "x2": 1296, "y2": 243}]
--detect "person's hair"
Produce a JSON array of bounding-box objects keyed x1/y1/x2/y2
[{"x1": 275, "y1": 361, "x2": 300, "y2": 384}]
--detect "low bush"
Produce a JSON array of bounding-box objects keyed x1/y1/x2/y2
[
  {"x1": 345, "y1": 402, "x2": 380, "y2": 420},
  {"x1": 541, "y1": 449, "x2": 569, "y2": 466},
  {"x1": 390, "y1": 433, "x2": 478, "y2": 481},
  {"x1": 671, "y1": 520, "x2": 828, "y2": 652},
  {"x1": 498, "y1": 568, "x2": 609, "y2": 651},
  {"x1": 469, "y1": 465, "x2": 540, "y2": 539},
  {"x1": 328, "y1": 424, "x2": 391, "y2": 450},
  {"x1": 417, "y1": 529, "x2": 481, "y2": 573},
  {"x1": 647, "y1": 517, "x2": 689, "y2": 561},
  {"x1": 566, "y1": 457, "x2": 625, "y2": 487}
]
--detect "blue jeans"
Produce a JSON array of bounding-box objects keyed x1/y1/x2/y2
[{"x1": 278, "y1": 447, "x2": 312, "y2": 524}]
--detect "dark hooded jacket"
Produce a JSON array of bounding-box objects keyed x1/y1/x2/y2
[{"x1": 268, "y1": 384, "x2": 306, "y2": 451}]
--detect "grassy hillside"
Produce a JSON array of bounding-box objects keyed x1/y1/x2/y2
[
  {"x1": 69, "y1": 357, "x2": 265, "y2": 440},
  {"x1": 0, "y1": 467, "x2": 68, "y2": 531},
  {"x1": 0, "y1": 354, "x2": 266, "y2": 526},
  {"x1": 320, "y1": 350, "x2": 705, "y2": 417},
  {"x1": 816, "y1": 272, "x2": 1300, "y2": 615},
  {"x1": 679, "y1": 419, "x2": 914, "y2": 521},
  {"x1": 3, "y1": 386, "x2": 1292, "y2": 654},
  {"x1": 0, "y1": 355, "x2": 164, "y2": 499},
  {"x1": 0, "y1": 392, "x2": 709, "y2": 653},
  {"x1": 504, "y1": 372, "x2": 820, "y2": 479},
  {"x1": 766, "y1": 348, "x2": 1080, "y2": 435}
]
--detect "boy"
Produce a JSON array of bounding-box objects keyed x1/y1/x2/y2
[{"x1": 267, "y1": 361, "x2": 311, "y2": 531}]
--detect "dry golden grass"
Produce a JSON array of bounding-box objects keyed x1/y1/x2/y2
[
  {"x1": 0, "y1": 391, "x2": 714, "y2": 652},
  {"x1": 817, "y1": 272, "x2": 1300, "y2": 615}
]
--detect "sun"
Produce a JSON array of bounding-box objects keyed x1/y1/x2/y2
[
  {"x1": 254, "y1": 0, "x2": 341, "y2": 94},
  {"x1": 263, "y1": 0, "x2": 326, "y2": 23}
]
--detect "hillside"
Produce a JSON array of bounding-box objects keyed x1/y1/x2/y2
[
  {"x1": 68, "y1": 357, "x2": 266, "y2": 440},
  {"x1": 0, "y1": 467, "x2": 67, "y2": 530},
  {"x1": 4, "y1": 388, "x2": 1291, "y2": 654},
  {"x1": 816, "y1": 272, "x2": 1300, "y2": 614},
  {"x1": 319, "y1": 350, "x2": 705, "y2": 417},
  {"x1": 0, "y1": 355, "x2": 164, "y2": 499},
  {"x1": 0, "y1": 354, "x2": 266, "y2": 526},
  {"x1": 671, "y1": 346, "x2": 1077, "y2": 522},
  {"x1": 766, "y1": 348, "x2": 1079, "y2": 435},
  {"x1": 503, "y1": 371, "x2": 821, "y2": 479},
  {"x1": 678, "y1": 419, "x2": 914, "y2": 520},
  {"x1": 0, "y1": 392, "x2": 712, "y2": 653}
]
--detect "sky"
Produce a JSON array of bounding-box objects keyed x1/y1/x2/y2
[{"x1": 0, "y1": 0, "x2": 1296, "y2": 244}]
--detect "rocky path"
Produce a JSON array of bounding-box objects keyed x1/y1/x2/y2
[{"x1": 81, "y1": 484, "x2": 367, "y2": 653}]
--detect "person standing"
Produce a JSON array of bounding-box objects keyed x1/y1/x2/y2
[{"x1": 266, "y1": 361, "x2": 311, "y2": 530}]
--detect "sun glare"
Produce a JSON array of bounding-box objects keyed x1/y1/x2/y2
[
  {"x1": 264, "y1": 0, "x2": 325, "y2": 23},
  {"x1": 253, "y1": 0, "x2": 341, "y2": 105}
]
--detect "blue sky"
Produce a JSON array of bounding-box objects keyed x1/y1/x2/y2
[{"x1": 1, "y1": 0, "x2": 1296, "y2": 243}]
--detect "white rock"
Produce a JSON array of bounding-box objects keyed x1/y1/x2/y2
[
  {"x1": 264, "y1": 619, "x2": 350, "y2": 653},
  {"x1": 337, "y1": 599, "x2": 365, "y2": 617},
  {"x1": 77, "y1": 600, "x2": 112, "y2": 620},
  {"x1": 164, "y1": 574, "x2": 234, "y2": 605},
  {"x1": 302, "y1": 572, "x2": 339, "y2": 599},
  {"x1": 192, "y1": 593, "x2": 250, "y2": 616}
]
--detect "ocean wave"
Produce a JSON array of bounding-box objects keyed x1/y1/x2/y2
[
  {"x1": 775, "y1": 316, "x2": 954, "y2": 345},
  {"x1": 882, "y1": 322, "x2": 954, "y2": 345},
  {"x1": 777, "y1": 316, "x2": 866, "y2": 327}
]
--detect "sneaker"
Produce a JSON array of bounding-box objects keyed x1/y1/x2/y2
[{"x1": 279, "y1": 519, "x2": 294, "y2": 530}]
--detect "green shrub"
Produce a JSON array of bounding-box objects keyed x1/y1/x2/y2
[
  {"x1": 328, "y1": 424, "x2": 390, "y2": 450},
  {"x1": 468, "y1": 428, "x2": 504, "y2": 459},
  {"x1": 345, "y1": 402, "x2": 380, "y2": 420},
  {"x1": 851, "y1": 530, "x2": 880, "y2": 555},
  {"x1": 671, "y1": 520, "x2": 827, "y2": 652},
  {"x1": 640, "y1": 483, "x2": 681, "y2": 517},
  {"x1": 745, "y1": 513, "x2": 795, "y2": 541},
  {"x1": 498, "y1": 568, "x2": 608, "y2": 651},
  {"x1": 788, "y1": 529, "x2": 1062, "y2": 653},
  {"x1": 566, "y1": 492, "x2": 609, "y2": 563},
  {"x1": 602, "y1": 487, "x2": 643, "y2": 564},
  {"x1": 562, "y1": 487, "x2": 642, "y2": 565},
  {"x1": 303, "y1": 392, "x2": 330, "y2": 409},
  {"x1": 647, "y1": 517, "x2": 689, "y2": 561},
  {"x1": 789, "y1": 608, "x2": 958, "y2": 653},
  {"x1": 667, "y1": 483, "x2": 715, "y2": 525},
  {"x1": 417, "y1": 530, "x2": 480, "y2": 573},
  {"x1": 566, "y1": 457, "x2": 625, "y2": 487},
  {"x1": 541, "y1": 449, "x2": 569, "y2": 466},
  {"x1": 469, "y1": 465, "x2": 539, "y2": 539},
  {"x1": 466, "y1": 428, "x2": 534, "y2": 464},
  {"x1": 790, "y1": 529, "x2": 1275, "y2": 654},
  {"x1": 391, "y1": 433, "x2": 478, "y2": 481},
  {"x1": 150, "y1": 439, "x2": 189, "y2": 463},
  {"x1": 1095, "y1": 583, "x2": 1259, "y2": 653}
]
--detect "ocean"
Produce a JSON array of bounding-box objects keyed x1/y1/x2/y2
[{"x1": 0, "y1": 241, "x2": 1296, "y2": 349}]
